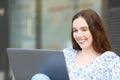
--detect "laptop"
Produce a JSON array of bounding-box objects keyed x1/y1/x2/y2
[{"x1": 7, "y1": 48, "x2": 69, "y2": 80}]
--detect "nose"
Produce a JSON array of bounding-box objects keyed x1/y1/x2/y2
[{"x1": 76, "y1": 31, "x2": 83, "y2": 38}]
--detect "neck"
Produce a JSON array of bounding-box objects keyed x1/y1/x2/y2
[{"x1": 80, "y1": 47, "x2": 99, "y2": 56}]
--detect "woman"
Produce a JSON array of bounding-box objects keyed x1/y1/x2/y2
[{"x1": 63, "y1": 9, "x2": 120, "y2": 80}]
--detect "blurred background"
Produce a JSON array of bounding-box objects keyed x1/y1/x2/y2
[{"x1": 0, "y1": 0, "x2": 120, "y2": 80}]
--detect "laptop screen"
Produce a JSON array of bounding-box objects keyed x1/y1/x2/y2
[{"x1": 7, "y1": 48, "x2": 69, "y2": 80}]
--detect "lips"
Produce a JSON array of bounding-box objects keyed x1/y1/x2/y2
[{"x1": 77, "y1": 39, "x2": 87, "y2": 44}]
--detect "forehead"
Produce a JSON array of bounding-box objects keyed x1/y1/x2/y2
[{"x1": 73, "y1": 17, "x2": 88, "y2": 28}]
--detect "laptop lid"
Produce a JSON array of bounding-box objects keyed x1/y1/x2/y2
[{"x1": 7, "y1": 48, "x2": 69, "y2": 80}]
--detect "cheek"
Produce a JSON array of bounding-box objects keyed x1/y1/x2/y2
[
  {"x1": 86, "y1": 31, "x2": 92, "y2": 37},
  {"x1": 88, "y1": 34, "x2": 93, "y2": 42},
  {"x1": 86, "y1": 31, "x2": 93, "y2": 41},
  {"x1": 73, "y1": 33, "x2": 77, "y2": 39}
]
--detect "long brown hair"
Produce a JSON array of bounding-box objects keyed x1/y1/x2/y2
[{"x1": 71, "y1": 9, "x2": 112, "y2": 53}]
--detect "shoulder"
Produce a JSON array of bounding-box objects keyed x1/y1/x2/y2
[
  {"x1": 103, "y1": 51, "x2": 120, "y2": 60},
  {"x1": 63, "y1": 48, "x2": 76, "y2": 53},
  {"x1": 63, "y1": 48, "x2": 77, "y2": 55},
  {"x1": 102, "y1": 51, "x2": 120, "y2": 67},
  {"x1": 62, "y1": 48, "x2": 77, "y2": 60}
]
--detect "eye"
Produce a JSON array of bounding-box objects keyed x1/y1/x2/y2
[
  {"x1": 72, "y1": 28, "x2": 78, "y2": 32},
  {"x1": 81, "y1": 27, "x2": 88, "y2": 31},
  {"x1": 82, "y1": 28, "x2": 87, "y2": 31}
]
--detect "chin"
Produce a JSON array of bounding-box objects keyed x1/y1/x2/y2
[{"x1": 80, "y1": 45, "x2": 90, "y2": 50}]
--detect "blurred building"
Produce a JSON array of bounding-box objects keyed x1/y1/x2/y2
[{"x1": 0, "y1": 0, "x2": 120, "y2": 80}]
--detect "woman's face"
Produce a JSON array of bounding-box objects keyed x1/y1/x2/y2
[{"x1": 72, "y1": 17, "x2": 93, "y2": 50}]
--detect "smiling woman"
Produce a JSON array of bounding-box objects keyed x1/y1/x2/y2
[{"x1": 63, "y1": 9, "x2": 120, "y2": 80}]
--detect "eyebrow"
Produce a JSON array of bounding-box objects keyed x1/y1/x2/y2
[
  {"x1": 72, "y1": 26, "x2": 88, "y2": 29},
  {"x1": 81, "y1": 26, "x2": 88, "y2": 29}
]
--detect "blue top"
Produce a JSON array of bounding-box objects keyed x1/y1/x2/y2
[{"x1": 63, "y1": 48, "x2": 120, "y2": 80}]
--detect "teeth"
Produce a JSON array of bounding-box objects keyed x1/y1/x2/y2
[
  {"x1": 80, "y1": 40, "x2": 85, "y2": 43},
  {"x1": 78, "y1": 39, "x2": 86, "y2": 43}
]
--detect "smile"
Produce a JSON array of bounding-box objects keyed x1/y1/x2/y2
[{"x1": 78, "y1": 39, "x2": 87, "y2": 44}]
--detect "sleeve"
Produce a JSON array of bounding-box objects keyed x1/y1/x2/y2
[
  {"x1": 62, "y1": 48, "x2": 76, "y2": 62},
  {"x1": 62, "y1": 48, "x2": 77, "y2": 74},
  {"x1": 111, "y1": 65, "x2": 120, "y2": 80},
  {"x1": 111, "y1": 55, "x2": 120, "y2": 80}
]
